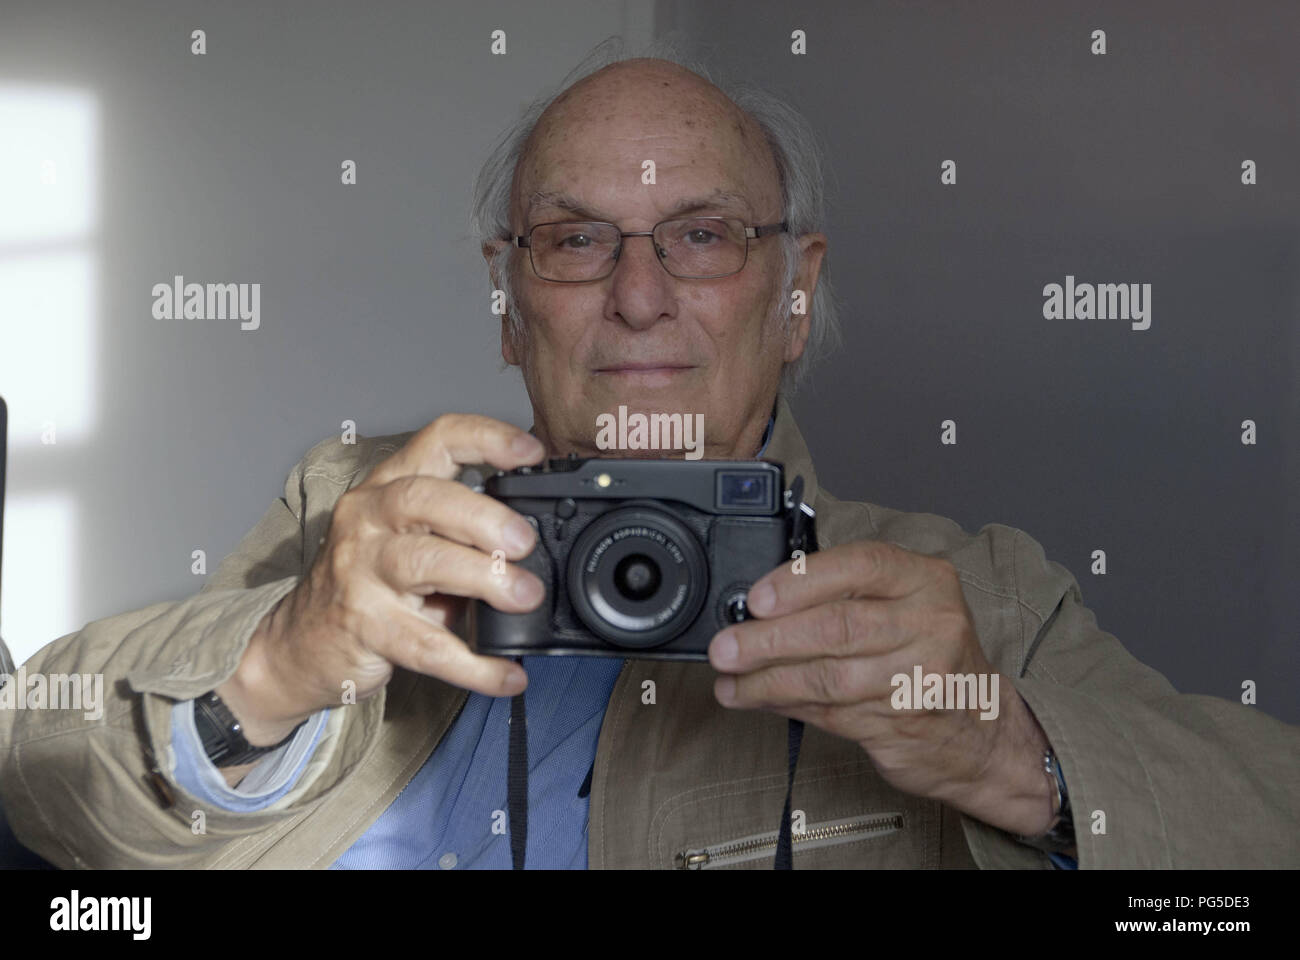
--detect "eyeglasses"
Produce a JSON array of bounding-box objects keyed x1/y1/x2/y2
[{"x1": 513, "y1": 217, "x2": 788, "y2": 282}]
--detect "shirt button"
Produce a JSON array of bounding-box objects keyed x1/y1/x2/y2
[{"x1": 438, "y1": 852, "x2": 458, "y2": 870}]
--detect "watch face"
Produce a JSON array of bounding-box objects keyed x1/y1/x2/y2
[{"x1": 194, "y1": 691, "x2": 252, "y2": 764}]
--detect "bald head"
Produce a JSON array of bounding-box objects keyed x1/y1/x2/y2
[{"x1": 511, "y1": 58, "x2": 782, "y2": 237}]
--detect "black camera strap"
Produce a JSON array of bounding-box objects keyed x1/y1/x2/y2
[
  {"x1": 508, "y1": 665, "x2": 529, "y2": 870},
  {"x1": 775, "y1": 475, "x2": 810, "y2": 869},
  {"x1": 774, "y1": 716, "x2": 805, "y2": 869}
]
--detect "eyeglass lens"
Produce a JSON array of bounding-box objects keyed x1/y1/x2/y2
[{"x1": 529, "y1": 218, "x2": 748, "y2": 280}]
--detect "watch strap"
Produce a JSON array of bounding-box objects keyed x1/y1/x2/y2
[
  {"x1": 193, "y1": 689, "x2": 301, "y2": 768},
  {"x1": 1015, "y1": 746, "x2": 1076, "y2": 853}
]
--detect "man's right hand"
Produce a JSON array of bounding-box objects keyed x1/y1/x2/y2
[{"x1": 212, "y1": 414, "x2": 548, "y2": 777}]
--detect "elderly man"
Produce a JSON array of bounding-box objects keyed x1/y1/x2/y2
[{"x1": 2, "y1": 53, "x2": 1296, "y2": 871}]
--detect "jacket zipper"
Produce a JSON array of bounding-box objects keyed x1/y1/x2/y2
[{"x1": 674, "y1": 812, "x2": 904, "y2": 869}]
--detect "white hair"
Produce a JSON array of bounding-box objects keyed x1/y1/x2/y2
[{"x1": 470, "y1": 35, "x2": 842, "y2": 396}]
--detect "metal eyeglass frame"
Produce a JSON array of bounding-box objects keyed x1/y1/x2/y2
[{"x1": 512, "y1": 216, "x2": 789, "y2": 281}]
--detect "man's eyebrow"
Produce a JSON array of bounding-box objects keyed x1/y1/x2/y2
[{"x1": 524, "y1": 189, "x2": 754, "y2": 222}]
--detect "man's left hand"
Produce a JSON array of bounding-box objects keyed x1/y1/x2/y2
[{"x1": 708, "y1": 539, "x2": 1059, "y2": 838}]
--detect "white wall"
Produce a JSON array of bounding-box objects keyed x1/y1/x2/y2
[{"x1": 0, "y1": 0, "x2": 656, "y2": 664}]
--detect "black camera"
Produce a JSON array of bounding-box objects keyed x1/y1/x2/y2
[{"x1": 470, "y1": 457, "x2": 817, "y2": 661}]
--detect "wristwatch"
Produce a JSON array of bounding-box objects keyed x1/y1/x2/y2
[
  {"x1": 1014, "y1": 746, "x2": 1076, "y2": 853},
  {"x1": 193, "y1": 689, "x2": 303, "y2": 768}
]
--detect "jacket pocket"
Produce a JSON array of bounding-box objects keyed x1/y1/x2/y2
[{"x1": 673, "y1": 812, "x2": 905, "y2": 869}]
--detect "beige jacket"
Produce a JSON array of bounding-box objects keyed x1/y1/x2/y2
[{"x1": 2, "y1": 397, "x2": 1297, "y2": 869}]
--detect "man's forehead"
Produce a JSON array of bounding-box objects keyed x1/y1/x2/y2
[{"x1": 524, "y1": 187, "x2": 756, "y2": 224}]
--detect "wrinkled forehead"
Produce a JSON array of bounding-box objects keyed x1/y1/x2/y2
[{"x1": 510, "y1": 69, "x2": 783, "y2": 230}]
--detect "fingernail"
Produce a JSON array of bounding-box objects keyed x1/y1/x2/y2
[
  {"x1": 513, "y1": 574, "x2": 543, "y2": 605},
  {"x1": 512, "y1": 433, "x2": 544, "y2": 457},
  {"x1": 713, "y1": 631, "x2": 738, "y2": 667},
  {"x1": 716, "y1": 676, "x2": 736, "y2": 706},
  {"x1": 504, "y1": 517, "x2": 535, "y2": 554},
  {"x1": 748, "y1": 582, "x2": 775, "y2": 615}
]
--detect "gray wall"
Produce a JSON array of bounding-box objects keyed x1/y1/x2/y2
[
  {"x1": 2, "y1": 0, "x2": 1296, "y2": 724},
  {"x1": 661, "y1": 0, "x2": 1300, "y2": 723}
]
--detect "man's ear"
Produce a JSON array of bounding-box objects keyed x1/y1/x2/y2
[
  {"x1": 482, "y1": 239, "x2": 521, "y2": 366},
  {"x1": 501, "y1": 316, "x2": 521, "y2": 367},
  {"x1": 481, "y1": 239, "x2": 508, "y2": 287},
  {"x1": 784, "y1": 310, "x2": 811, "y2": 364},
  {"x1": 784, "y1": 231, "x2": 827, "y2": 363}
]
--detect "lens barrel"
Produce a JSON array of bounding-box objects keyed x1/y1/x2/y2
[{"x1": 566, "y1": 505, "x2": 708, "y2": 648}]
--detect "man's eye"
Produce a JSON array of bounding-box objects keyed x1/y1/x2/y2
[
  {"x1": 686, "y1": 229, "x2": 719, "y2": 244},
  {"x1": 559, "y1": 233, "x2": 592, "y2": 248}
]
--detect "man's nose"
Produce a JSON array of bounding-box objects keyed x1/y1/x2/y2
[{"x1": 608, "y1": 234, "x2": 676, "y2": 331}]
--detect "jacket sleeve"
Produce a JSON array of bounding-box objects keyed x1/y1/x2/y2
[
  {"x1": 0, "y1": 437, "x2": 390, "y2": 869},
  {"x1": 959, "y1": 526, "x2": 1300, "y2": 868}
]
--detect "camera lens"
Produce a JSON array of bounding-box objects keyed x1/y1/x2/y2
[
  {"x1": 567, "y1": 504, "x2": 708, "y2": 649},
  {"x1": 614, "y1": 553, "x2": 661, "y2": 602}
]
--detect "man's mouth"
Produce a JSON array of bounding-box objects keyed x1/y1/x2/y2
[
  {"x1": 593, "y1": 363, "x2": 696, "y2": 374},
  {"x1": 592, "y1": 364, "x2": 696, "y2": 387}
]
